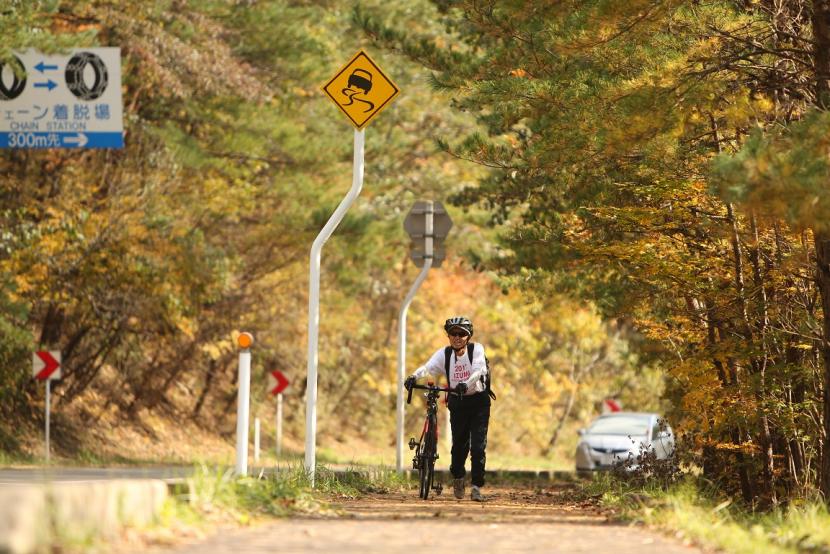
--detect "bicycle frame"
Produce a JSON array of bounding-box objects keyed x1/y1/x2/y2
[{"x1": 407, "y1": 383, "x2": 456, "y2": 499}]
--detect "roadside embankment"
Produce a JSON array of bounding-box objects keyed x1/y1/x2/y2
[
  {"x1": 0, "y1": 479, "x2": 168, "y2": 553},
  {"x1": 0, "y1": 465, "x2": 578, "y2": 553}
]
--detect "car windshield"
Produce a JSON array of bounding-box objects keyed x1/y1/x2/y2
[{"x1": 588, "y1": 415, "x2": 650, "y2": 436}]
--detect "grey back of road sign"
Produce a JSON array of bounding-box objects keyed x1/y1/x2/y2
[
  {"x1": 409, "y1": 245, "x2": 446, "y2": 267},
  {"x1": 404, "y1": 201, "x2": 453, "y2": 268}
]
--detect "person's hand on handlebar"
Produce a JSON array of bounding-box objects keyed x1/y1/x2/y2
[
  {"x1": 454, "y1": 382, "x2": 468, "y2": 396},
  {"x1": 405, "y1": 375, "x2": 416, "y2": 391}
]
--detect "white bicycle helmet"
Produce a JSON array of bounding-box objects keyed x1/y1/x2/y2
[{"x1": 444, "y1": 316, "x2": 473, "y2": 337}]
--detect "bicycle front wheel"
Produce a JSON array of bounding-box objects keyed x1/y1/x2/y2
[
  {"x1": 425, "y1": 451, "x2": 436, "y2": 498},
  {"x1": 419, "y1": 415, "x2": 438, "y2": 499},
  {"x1": 418, "y1": 438, "x2": 431, "y2": 499},
  {"x1": 418, "y1": 455, "x2": 429, "y2": 499}
]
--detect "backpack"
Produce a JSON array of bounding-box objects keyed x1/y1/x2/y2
[{"x1": 443, "y1": 343, "x2": 497, "y2": 401}]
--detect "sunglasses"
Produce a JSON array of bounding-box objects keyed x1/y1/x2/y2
[{"x1": 448, "y1": 331, "x2": 469, "y2": 338}]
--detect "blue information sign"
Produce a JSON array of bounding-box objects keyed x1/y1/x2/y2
[{"x1": 0, "y1": 48, "x2": 123, "y2": 149}]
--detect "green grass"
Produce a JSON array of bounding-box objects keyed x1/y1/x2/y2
[
  {"x1": 116, "y1": 462, "x2": 412, "y2": 550},
  {"x1": 585, "y1": 473, "x2": 830, "y2": 554},
  {"x1": 181, "y1": 464, "x2": 322, "y2": 522},
  {"x1": 174, "y1": 462, "x2": 409, "y2": 523},
  {"x1": 0, "y1": 450, "x2": 34, "y2": 465},
  {"x1": 314, "y1": 465, "x2": 411, "y2": 496}
]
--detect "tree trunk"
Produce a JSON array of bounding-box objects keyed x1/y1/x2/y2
[
  {"x1": 709, "y1": 109, "x2": 776, "y2": 503},
  {"x1": 814, "y1": 231, "x2": 830, "y2": 498},
  {"x1": 811, "y1": 0, "x2": 830, "y2": 501},
  {"x1": 700, "y1": 296, "x2": 728, "y2": 481},
  {"x1": 545, "y1": 385, "x2": 577, "y2": 456},
  {"x1": 39, "y1": 303, "x2": 65, "y2": 347},
  {"x1": 192, "y1": 358, "x2": 217, "y2": 418},
  {"x1": 545, "y1": 345, "x2": 579, "y2": 455},
  {"x1": 749, "y1": 214, "x2": 777, "y2": 503},
  {"x1": 716, "y1": 322, "x2": 755, "y2": 502},
  {"x1": 813, "y1": 0, "x2": 830, "y2": 110}
]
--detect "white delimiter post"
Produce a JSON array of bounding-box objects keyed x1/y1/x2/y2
[
  {"x1": 306, "y1": 129, "x2": 365, "y2": 487},
  {"x1": 276, "y1": 393, "x2": 283, "y2": 457},
  {"x1": 396, "y1": 202, "x2": 434, "y2": 473},
  {"x1": 254, "y1": 417, "x2": 261, "y2": 463},
  {"x1": 235, "y1": 346, "x2": 252, "y2": 476},
  {"x1": 45, "y1": 380, "x2": 51, "y2": 464}
]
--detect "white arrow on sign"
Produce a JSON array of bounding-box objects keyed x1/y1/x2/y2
[{"x1": 64, "y1": 133, "x2": 88, "y2": 147}]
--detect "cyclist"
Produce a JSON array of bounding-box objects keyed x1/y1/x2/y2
[{"x1": 405, "y1": 316, "x2": 490, "y2": 502}]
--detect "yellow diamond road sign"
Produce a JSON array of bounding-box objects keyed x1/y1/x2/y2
[{"x1": 323, "y1": 50, "x2": 400, "y2": 130}]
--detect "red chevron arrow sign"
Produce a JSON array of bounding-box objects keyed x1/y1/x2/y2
[
  {"x1": 268, "y1": 370, "x2": 289, "y2": 396},
  {"x1": 33, "y1": 351, "x2": 61, "y2": 381},
  {"x1": 602, "y1": 398, "x2": 621, "y2": 413}
]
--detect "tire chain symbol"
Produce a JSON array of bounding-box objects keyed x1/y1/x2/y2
[
  {"x1": 0, "y1": 51, "x2": 110, "y2": 102},
  {"x1": 0, "y1": 56, "x2": 27, "y2": 100},
  {"x1": 65, "y1": 52, "x2": 108, "y2": 100}
]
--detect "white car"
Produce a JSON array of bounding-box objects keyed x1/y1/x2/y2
[{"x1": 575, "y1": 412, "x2": 674, "y2": 475}]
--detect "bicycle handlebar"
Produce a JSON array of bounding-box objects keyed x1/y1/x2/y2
[{"x1": 406, "y1": 383, "x2": 460, "y2": 404}]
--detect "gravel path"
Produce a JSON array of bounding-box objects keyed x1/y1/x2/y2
[{"x1": 141, "y1": 483, "x2": 704, "y2": 554}]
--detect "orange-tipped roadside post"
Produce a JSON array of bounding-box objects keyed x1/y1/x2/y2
[
  {"x1": 235, "y1": 332, "x2": 254, "y2": 475},
  {"x1": 238, "y1": 332, "x2": 254, "y2": 349}
]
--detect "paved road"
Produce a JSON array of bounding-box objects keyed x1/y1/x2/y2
[{"x1": 136, "y1": 484, "x2": 702, "y2": 554}]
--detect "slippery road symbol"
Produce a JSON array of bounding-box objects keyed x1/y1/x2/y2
[
  {"x1": 340, "y1": 69, "x2": 375, "y2": 113},
  {"x1": 322, "y1": 50, "x2": 399, "y2": 129}
]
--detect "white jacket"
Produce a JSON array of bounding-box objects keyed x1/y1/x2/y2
[{"x1": 412, "y1": 342, "x2": 488, "y2": 395}]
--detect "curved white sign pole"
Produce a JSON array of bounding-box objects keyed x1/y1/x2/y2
[
  {"x1": 306, "y1": 129, "x2": 365, "y2": 486},
  {"x1": 396, "y1": 202, "x2": 433, "y2": 472}
]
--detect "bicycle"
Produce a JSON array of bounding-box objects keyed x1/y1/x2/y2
[{"x1": 407, "y1": 381, "x2": 459, "y2": 499}]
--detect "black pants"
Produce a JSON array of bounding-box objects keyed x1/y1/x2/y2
[{"x1": 448, "y1": 392, "x2": 491, "y2": 487}]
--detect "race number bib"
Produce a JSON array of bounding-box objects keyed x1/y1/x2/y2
[{"x1": 452, "y1": 361, "x2": 471, "y2": 382}]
